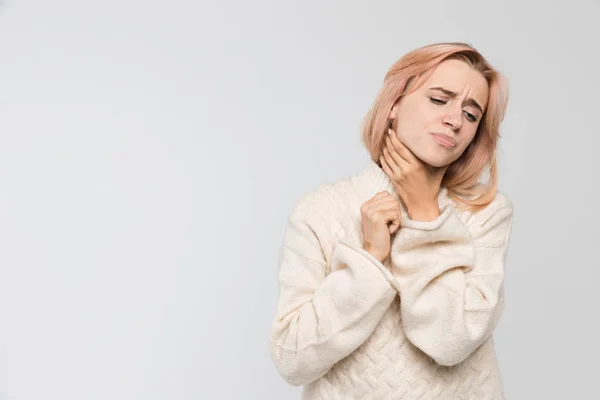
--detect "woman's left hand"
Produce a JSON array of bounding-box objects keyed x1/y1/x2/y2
[{"x1": 379, "y1": 128, "x2": 447, "y2": 222}]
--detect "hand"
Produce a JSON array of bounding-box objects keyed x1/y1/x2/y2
[
  {"x1": 360, "y1": 191, "x2": 402, "y2": 263},
  {"x1": 379, "y1": 128, "x2": 447, "y2": 222}
]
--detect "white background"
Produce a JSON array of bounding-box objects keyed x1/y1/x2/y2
[{"x1": 0, "y1": 0, "x2": 599, "y2": 399}]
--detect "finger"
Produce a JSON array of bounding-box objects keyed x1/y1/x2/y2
[
  {"x1": 380, "y1": 209, "x2": 401, "y2": 233},
  {"x1": 380, "y1": 155, "x2": 397, "y2": 179},
  {"x1": 369, "y1": 195, "x2": 400, "y2": 208},
  {"x1": 388, "y1": 129, "x2": 417, "y2": 164},
  {"x1": 369, "y1": 201, "x2": 399, "y2": 213},
  {"x1": 375, "y1": 208, "x2": 400, "y2": 222},
  {"x1": 362, "y1": 190, "x2": 395, "y2": 210},
  {"x1": 362, "y1": 200, "x2": 399, "y2": 217},
  {"x1": 365, "y1": 199, "x2": 400, "y2": 217},
  {"x1": 388, "y1": 215, "x2": 401, "y2": 234},
  {"x1": 371, "y1": 190, "x2": 394, "y2": 201},
  {"x1": 362, "y1": 191, "x2": 399, "y2": 207},
  {"x1": 385, "y1": 133, "x2": 409, "y2": 168},
  {"x1": 382, "y1": 145, "x2": 399, "y2": 172}
]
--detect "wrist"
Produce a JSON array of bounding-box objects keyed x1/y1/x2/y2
[{"x1": 363, "y1": 244, "x2": 387, "y2": 263}]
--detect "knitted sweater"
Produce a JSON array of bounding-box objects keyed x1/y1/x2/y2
[{"x1": 269, "y1": 159, "x2": 514, "y2": 400}]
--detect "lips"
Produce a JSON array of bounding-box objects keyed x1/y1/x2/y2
[{"x1": 432, "y1": 133, "x2": 456, "y2": 148}]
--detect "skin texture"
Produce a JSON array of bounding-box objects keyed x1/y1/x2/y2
[{"x1": 362, "y1": 59, "x2": 489, "y2": 262}]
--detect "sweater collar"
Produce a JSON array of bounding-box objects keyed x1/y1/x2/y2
[{"x1": 355, "y1": 158, "x2": 452, "y2": 211}]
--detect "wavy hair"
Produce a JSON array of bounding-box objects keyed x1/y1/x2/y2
[{"x1": 361, "y1": 42, "x2": 509, "y2": 211}]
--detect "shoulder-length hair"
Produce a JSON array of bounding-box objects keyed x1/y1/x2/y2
[{"x1": 361, "y1": 42, "x2": 509, "y2": 211}]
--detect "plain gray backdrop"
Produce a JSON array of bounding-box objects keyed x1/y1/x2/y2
[{"x1": 0, "y1": 0, "x2": 598, "y2": 399}]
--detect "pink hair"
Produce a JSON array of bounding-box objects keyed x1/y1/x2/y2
[{"x1": 361, "y1": 42, "x2": 509, "y2": 211}]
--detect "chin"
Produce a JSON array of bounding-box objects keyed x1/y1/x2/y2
[
  {"x1": 412, "y1": 148, "x2": 453, "y2": 168},
  {"x1": 399, "y1": 136, "x2": 456, "y2": 168},
  {"x1": 422, "y1": 158, "x2": 450, "y2": 168}
]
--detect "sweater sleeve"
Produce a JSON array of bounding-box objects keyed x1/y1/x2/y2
[
  {"x1": 389, "y1": 193, "x2": 514, "y2": 366},
  {"x1": 269, "y1": 197, "x2": 398, "y2": 386}
]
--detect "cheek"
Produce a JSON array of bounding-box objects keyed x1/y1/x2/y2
[
  {"x1": 400, "y1": 103, "x2": 434, "y2": 134},
  {"x1": 416, "y1": 102, "x2": 437, "y2": 127}
]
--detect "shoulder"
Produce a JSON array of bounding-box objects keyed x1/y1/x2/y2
[
  {"x1": 453, "y1": 183, "x2": 513, "y2": 215},
  {"x1": 289, "y1": 174, "x2": 361, "y2": 222},
  {"x1": 484, "y1": 189, "x2": 513, "y2": 215},
  {"x1": 281, "y1": 175, "x2": 361, "y2": 261},
  {"x1": 465, "y1": 188, "x2": 514, "y2": 238}
]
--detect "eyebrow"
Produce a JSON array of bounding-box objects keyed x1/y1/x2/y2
[{"x1": 428, "y1": 86, "x2": 484, "y2": 115}]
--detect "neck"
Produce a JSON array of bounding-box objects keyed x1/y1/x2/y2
[{"x1": 357, "y1": 158, "x2": 451, "y2": 211}]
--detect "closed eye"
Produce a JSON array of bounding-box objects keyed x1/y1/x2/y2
[{"x1": 430, "y1": 98, "x2": 478, "y2": 123}]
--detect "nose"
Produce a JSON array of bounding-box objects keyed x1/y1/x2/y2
[{"x1": 442, "y1": 108, "x2": 463, "y2": 131}]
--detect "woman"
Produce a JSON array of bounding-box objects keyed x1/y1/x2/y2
[{"x1": 269, "y1": 42, "x2": 514, "y2": 399}]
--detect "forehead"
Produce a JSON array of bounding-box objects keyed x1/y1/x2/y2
[{"x1": 423, "y1": 59, "x2": 489, "y2": 109}]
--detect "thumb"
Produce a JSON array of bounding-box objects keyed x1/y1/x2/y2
[{"x1": 387, "y1": 214, "x2": 401, "y2": 234}]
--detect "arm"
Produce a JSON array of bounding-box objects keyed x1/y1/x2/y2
[
  {"x1": 269, "y1": 196, "x2": 398, "y2": 386},
  {"x1": 390, "y1": 193, "x2": 514, "y2": 366}
]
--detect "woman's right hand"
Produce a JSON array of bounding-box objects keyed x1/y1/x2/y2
[{"x1": 360, "y1": 191, "x2": 402, "y2": 263}]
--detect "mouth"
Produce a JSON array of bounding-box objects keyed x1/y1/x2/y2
[{"x1": 431, "y1": 133, "x2": 456, "y2": 148}]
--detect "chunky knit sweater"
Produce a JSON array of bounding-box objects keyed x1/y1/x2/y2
[{"x1": 269, "y1": 159, "x2": 514, "y2": 400}]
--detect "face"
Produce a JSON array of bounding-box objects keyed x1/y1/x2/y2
[{"x1": 389, "y1": 59, "x2": 489, "y2": 168}]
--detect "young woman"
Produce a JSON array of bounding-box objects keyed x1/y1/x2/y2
[{"x1": 269, "y1": 42, "x2": 514, "y2": 399}]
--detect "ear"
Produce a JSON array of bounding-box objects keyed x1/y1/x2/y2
[{"x1": 388, "y1": 103, "x2": 398, "y2": 121}]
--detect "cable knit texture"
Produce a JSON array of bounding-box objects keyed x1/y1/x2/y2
[{"x1": 269, "y1": 160, "x2": 514, "y2": 400}]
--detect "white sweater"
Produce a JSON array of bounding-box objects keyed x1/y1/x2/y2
[{"x1": 269, "y1": 159, "x2": 514, "y2": 399}]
